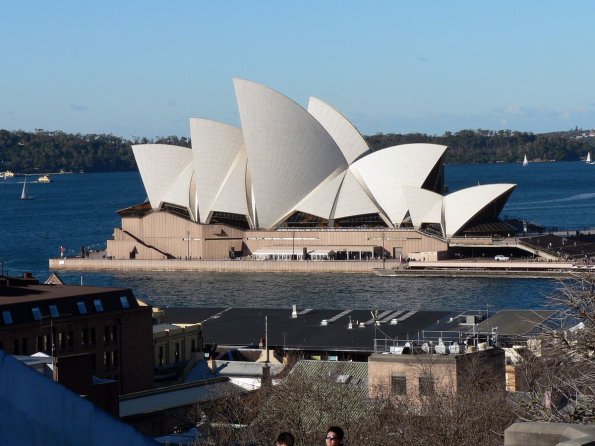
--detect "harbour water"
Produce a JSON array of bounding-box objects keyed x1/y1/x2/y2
[{"x1": 1, "y1": 161, "x2": 594, "y2": 310}]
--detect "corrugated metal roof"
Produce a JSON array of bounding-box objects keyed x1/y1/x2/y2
[
  {"x1": 290, "y1": 359, "x2": 368, "y2": 387},
  {"x1": 474, "y1": 309, "x2": 557, "y2": 336}
]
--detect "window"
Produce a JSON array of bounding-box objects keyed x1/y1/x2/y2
[
  {"x1": 419, "y1": 376, "x2": 435, "y2": 396},
  {"x1": 21, "y1": 338, "x2": 28, "y2": 355},
  {"x1": 2, "y1": 310, "x2": 13, "y2": 325},
  {"x1": 112, "y1": 325, "x2": 117, "y2": 342},
  {"x1": 90, "y1": 328, "x2": 96, "y2": 345},
  {"x1": 77, "y1": 301, "x2": 87, "y2": 315},
  {"x1": 49, "y1": 305, "x2": 59, "y2": 318},
  {"x1": 111, "y1": 350, "x2": 118, "y2": 367},
  {"x1": 81, "y1": 329, "x2": 89, "y2": 347},
  {"x1": 93, "y1": 299, "x2": 103, "y2": 312},
  {"x1": 119, "y1": 296, "x2": 130, "y2": 309},
  {"x1": 37, "y1": 335, "x2": 49, "y2": 352},
  {"x1": 67, "y1": 331, "x2": 74, "y2": 349},
  {"x1": 391, "y1": 374, "x2": 407, "y2": 395},
  {"x1": 31, "y1": 307, "x2": 42, "y2": 321},
  {"x1": 58, "y1": 332, "x2": 65, "y2": 350}
]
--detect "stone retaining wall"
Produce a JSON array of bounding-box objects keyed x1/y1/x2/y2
[{"x1": 49, "y1": 258, "x2": 388, "y2": 273}]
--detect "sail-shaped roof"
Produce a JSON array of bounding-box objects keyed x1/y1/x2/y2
[
  {"x1": 190, "y1": 119, "x2": 244, "y2": 223},
  {"x1": 333, "y1": 169, "x2": 386, "y2": 220},
  {"x1": 401, "y1": 186, "x2": 444, "y2": 233},
  {"x1": 350, "y1": 144, "x2": 447, "y2": 226},
  {"x1": 444, "y1": 184, "x2": 516, "y2": 237},
  {"x1": 209, "y1": 149, "x2": 249, "y2": 221},
  {"x1": 233, "y1": 78, "x2": 347, "y2": 229},
  {"x1": 132, "y1": 144, "x2": 193, "y2": 211},
  {"x1": 307, "y1": 97, "x2": 371, "y2": 165},
  {"x1": 129, "y1": 80, "x2": 515, "y2": 236}
]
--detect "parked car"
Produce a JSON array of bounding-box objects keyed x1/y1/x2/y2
[{"x1": 494, "y1": 255, "x2": 510, "y2": 261}]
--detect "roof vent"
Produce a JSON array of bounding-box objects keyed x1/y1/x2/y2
[
  {"x1": 390, "y1": 318, "x2": 398, "y2": 325},
  {"x1": 359, "y1": 322, "x2": 365, "y2": 328},
  {"x1": 321, "y1": 319, "x2": 328, "y2": 326},
  {"x1": 292, "y1": 304, "x2": 298, "y2": 318}
]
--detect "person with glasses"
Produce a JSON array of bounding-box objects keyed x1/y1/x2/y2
[
  {"x1": 275, "y1": 431, "x2": 294, "y2": 446},
  {"x1": 325, "y1": 426, "x2": 344, "y2": 446}
]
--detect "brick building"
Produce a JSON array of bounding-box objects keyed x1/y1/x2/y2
[
  {"x1": 0, "y1": 273, "x2": 153, "y2": 394},
  {"x1": 368, "y1": 347, "x2": 506, "y2": 399},
  {"x1": 152, "y1": 323, "x2": 202, "y2": 368}
]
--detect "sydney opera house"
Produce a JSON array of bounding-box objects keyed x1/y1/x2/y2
[{"x1": 106, "y1": 79, "x2": 516, "y2": 262}]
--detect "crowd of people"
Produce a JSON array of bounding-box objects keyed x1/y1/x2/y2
[{"x1": 275, "y1": 426, "x2": 344, "y2": 446}]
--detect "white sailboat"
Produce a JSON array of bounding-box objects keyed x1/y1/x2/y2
[
  {"x1": 20, "y1": 176, "x2": 34, "y2": 200},
  {"x1": 587, "y1": 152, "x2": 592, "y2": 164},
  {"x1": 522, "y1": 154, "x2": 528, "y2": 167}
]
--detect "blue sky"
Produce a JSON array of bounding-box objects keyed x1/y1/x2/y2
[{"x1": 2, "y1": 1, "x2": 595, "y2": 138}]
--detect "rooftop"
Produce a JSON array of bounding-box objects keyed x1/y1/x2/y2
[{"x1": 162, "y1": 307, "x2": 558, "y2": 354}]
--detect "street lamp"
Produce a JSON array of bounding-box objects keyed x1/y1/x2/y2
[
  {"x1": 382, "y1": 231, "x2": 386, "y2": 268},
  {"x1": 182, "y1": 231, "x2": 201, "y2": 259}
]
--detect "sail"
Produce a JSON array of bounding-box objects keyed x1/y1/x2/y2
[
  {"x1": 522, "y1": 154, "x2": 528, "y2": 167},
  {"x1": 587, "y1": 152, "x2": 592, "y2": 163}
]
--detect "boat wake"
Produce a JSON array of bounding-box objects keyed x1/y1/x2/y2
[{"x1": 506, "y1": 192, "x2": 595, "y2": 207}]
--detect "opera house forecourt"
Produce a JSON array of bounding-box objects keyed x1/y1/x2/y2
[{"x1": 104, "y1": 79, "x2": 517, "y2": 267}]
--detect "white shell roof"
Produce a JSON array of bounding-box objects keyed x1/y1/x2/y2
[
  {"x1": 129, "y1": 80, "x2": 516, "y2": 235},
  {"x1": 333, "y1": 169, "x2": 384, "y2": 220},
  {"x1": 132, "y1": 144, "x2": 193, "y2": 210},
  {"x1": 295, "y1": 170, "x2": 346, "y2": 220},
  {"x1": 350, "y1": 143, "x2": 447, "y2": 225},
  {"x1": 307, "y1": 97, "x2": 370, "y2": 165},
  {"x1": 444, "y1": 183, "x2": 516, "y2": 237},
  {"x1": 210, "y1": 149, "x2": 249, "y2": 220},
  {"x1": 401, "y1": 186, "x2": 444, "y2": 233},
  {"x1": 190, "y1": 118, "x2": 244, "y2": 223},
  {"x1": 160, "y1": 162, "x2": 194, "y2": 215},
  {"x1": 234, "y1": 78, "x2": 348, "y2": 229}
]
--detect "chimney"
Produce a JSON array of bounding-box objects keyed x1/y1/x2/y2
[
  {"x1": 292, "y1": 304, "x2": 298, "y2": 318},
  {"x1": 261, "y1": 363, "x2": 272, "y2": 388}
]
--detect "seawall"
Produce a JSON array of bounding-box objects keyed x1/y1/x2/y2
[{"x1": 49, "y1": 258, "x2": 387, "y2": 273}]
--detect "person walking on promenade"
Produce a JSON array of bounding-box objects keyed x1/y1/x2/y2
[
  {"x1": 275, "y1": 431, "x2": 294, "y2": 446},
  {"x1": 324, "y1": 426, "x2": 344, "y2": 446}
]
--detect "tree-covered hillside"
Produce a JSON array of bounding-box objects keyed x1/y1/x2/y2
[
  {"x1": 0, "y1": 130, "x2": 190, "y2": 173},
  {"x1": 1, "y1": 128, "x2": 593, "y2": 173},
  {"x1": 365, "y1": 129, "x2": 595, "y2": 164}
]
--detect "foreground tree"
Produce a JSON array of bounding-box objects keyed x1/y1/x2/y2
[
  {"x1": 515, "y1": 272, "x2": 595, "y2": 423},
  {"x1": 197, "y1": 357, "x2": 513, "y2": 446}
]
